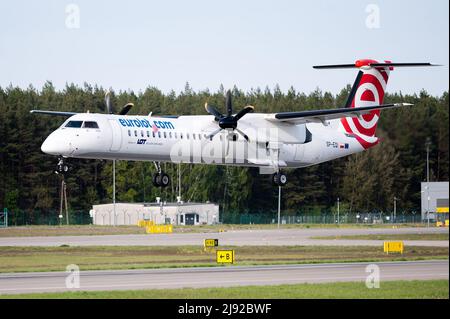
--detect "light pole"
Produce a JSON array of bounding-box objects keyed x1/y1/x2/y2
[
  {"x1": 425, "y1": 138, "x2": 431, "y2": 227},
  {"x1": 113, "y1": 159, "x2": 116, "y2": 226},
  {"x1": 277, "y1": 186, "x2": 281, "y2": 229},
  {"x1": 393, "y1": 196, "x2": 397, "y2": 223},
  {"x1": 337, "y1": 197, "x2": 340, "y2": 225}
]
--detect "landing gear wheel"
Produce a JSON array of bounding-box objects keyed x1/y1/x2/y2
[
  {"x1": 152, "y1": 173, "x2": 162, "y2": 187},
  {"x1": 159, "y1": 173, "x2": 170, "y2": 188},
  {"x1": 272, "y1": 172, "x2": 288, "y2": 187},
  {"x1": 152, "y1": 172, "x2": 170, "y2": 188}
]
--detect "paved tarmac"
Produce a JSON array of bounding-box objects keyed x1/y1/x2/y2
[
  {"x1": 0, "y1": 227, "x2": 447, "y2": 247},
  {"x1": 0, "y1": 260, "x2": 447, "y2": 295}
]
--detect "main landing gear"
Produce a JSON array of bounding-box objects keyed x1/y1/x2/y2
[
  {"x1": 152, "y1": 162, "x2": 170, "y2": 188},
  {"x1": 272, "y1": 171, "x2": 288, "y2": 187}
]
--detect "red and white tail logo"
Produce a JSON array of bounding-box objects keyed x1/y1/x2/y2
[{"x1": 340, "y1": 59, "x2": 391, "y2": 148}]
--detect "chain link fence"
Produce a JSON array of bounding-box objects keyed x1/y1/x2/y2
[
  {"x1": 3, "y1": 210, "x2": 91, "y2": 226},
  {"x1": 2, "y1": 208, "x2": 424, "y2": 226},
  {"x1": 221, "y1": 211, "x2": 424, "y2": 225}
]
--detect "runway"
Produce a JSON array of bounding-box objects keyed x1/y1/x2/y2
[
  {"x1": 0, "y1": 260, "x2": 447, "y2": 295},
  {"x1": 0, "y1": 227, "x2": 447, "y2": 247}
]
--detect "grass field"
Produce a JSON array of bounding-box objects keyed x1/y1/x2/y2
[
  {"x1": 0, "y1": 245, "x2": 447, "y2": 273},
  {"x1": 313, "y1": 233, "x2": 449, "y2": 241},
  {"x1": 1, "y1": 280, "x2": 447, "y2": 299},
  {"x1": 0, "y1": 223, "x2": 431, "y2": 237}
]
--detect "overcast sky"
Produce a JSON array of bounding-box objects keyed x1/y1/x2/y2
[{"x1": 0, "y1": 0, "x2": 448, "y2": 96}]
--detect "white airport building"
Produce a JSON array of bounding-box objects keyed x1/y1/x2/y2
[{"x1": 90, "y1": 202, "x2": 219, "y2": 226}]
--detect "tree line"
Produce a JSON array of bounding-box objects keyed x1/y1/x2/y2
[{"x1": 0, "y1": 82, "x2": 448, "y2": 218}]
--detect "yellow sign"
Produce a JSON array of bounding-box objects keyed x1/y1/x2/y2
[
  {"x1": 204, "y1": 239, "x2": 219, "y2": 248},
  {"x1": 146, "y1": 224, "x2": 173, "y2": 234},
  {"x1": 383, "y1": 241, "x2": 404, "y2": 254},
  {"x1": 436, "y1": 207, "x2": 449, "y2": 213},
  {"x1": 216, "y1": 250, "x2": 234, "y2": 264}
]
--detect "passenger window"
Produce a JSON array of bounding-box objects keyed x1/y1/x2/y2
[
  {"x1": 169, "y1": 132, "x2": 172, "y2": 139},
  {"x1": 198, "y1": 134, "x2": 201, "y2": 140},
  {"x1": 65, "y1": 121, "x2": 83, "y2": 128},
  {"x1": 128, "y1": 130, "x2": 131, "y2": 136},
  {"x1": 187, "y1": 133, "x2": 190, "y2": 139},
  {"x1": 193, "y1": 134, "x2": 196, "y2": 140},
  {"x1": 83, "y1": 121, "x2": 99, "y2": 129},
  {"x1": 175, "y1": 132, "x2": 178, "y2": 139},
  {"x1": 163, "y1": 132, "x2": 167, "y2": 138},
  {"x1": 134, "y1": 130, "x2": 137, "y2": 137},
  {"x1": 158, "y1": 132, "x2": 161, "y2": 138},
  {"x1": 141, "y1": 130, "x2": 144, "y2": 137},
  {"x1": 147, "y1": 131, "x2": 150, "y2": 138},
  {"x1": 180, "y1": 133, "x2": 183, "y2": 139},
  {"x1": 152, "y1": 132, "x2": 155, "y2": 138}
]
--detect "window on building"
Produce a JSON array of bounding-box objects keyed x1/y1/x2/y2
[{"x1": 180, "y1": 215, "x2": 184, "y2": 223}]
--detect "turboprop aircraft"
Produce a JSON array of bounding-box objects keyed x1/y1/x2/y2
[{"x1": 31, "y1": 59, "x2": 436, "y2": 187}]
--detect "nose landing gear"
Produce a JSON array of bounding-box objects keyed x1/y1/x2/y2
[
  {"x1": 55, "y1": 157, "x2": 69, "y2": 175},
  {"x1": 152, "y1": 162, "x2": 170, "y2": 188}
]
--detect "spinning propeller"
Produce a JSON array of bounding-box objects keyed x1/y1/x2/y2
[{"x1": 204, "y1": 90, "x2": 254, "y2": 142}]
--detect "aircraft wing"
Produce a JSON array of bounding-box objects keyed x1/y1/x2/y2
[
  {"x1": 30, "y1": 110, "x2": 78, "y2": 116},
  {"x1": 265, "y1": 103, "x2": 412, "y2": 125}
]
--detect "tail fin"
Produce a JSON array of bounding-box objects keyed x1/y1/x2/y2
[
  {"x1": 341, "y1": 59, "x2": 390, "y2": 144},
  {"x1": 314, "y1": 59, "x2": 437, "y2": 149}
]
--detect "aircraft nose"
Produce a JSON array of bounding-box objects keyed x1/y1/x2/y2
[{"x1": 41, "y1": 133, "x2": 74, "y2": 155}]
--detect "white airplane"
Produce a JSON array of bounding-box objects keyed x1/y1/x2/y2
[{"x1": 32, "y1": 59, "x2": 435, "y2": 187}]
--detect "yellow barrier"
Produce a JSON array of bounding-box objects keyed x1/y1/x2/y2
[
  {"x1": 146, "y1": 224, "x2": 173, "y2": 234},
  {"x1": 137, "y1": 220, "x2": 154, "y2": 228},
  {"x1": 383, "y1": 241, "x2": 404, "y2": 254},
  {"x1": 446, "y1": 220, "x2": 449, "y2": 227}
]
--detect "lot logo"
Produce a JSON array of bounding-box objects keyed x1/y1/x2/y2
[
  {"x1": 365, "y1": 264, "x2": 380, "y2": 288},
  {"x1": 65, "y1": 264, "x2": 80, "y2": 289}
]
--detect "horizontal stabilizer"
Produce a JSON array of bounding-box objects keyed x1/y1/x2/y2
[{"x1": 313, "y1": 60, "x2": 439, "y2": 69}]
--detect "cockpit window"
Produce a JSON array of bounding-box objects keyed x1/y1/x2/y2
[
  {"x1": 83, "y1": 121, "x2": 99, "y2": 129},
  {"x1": 65, "y1": 121, "x2": 83, "y2": 128}
]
